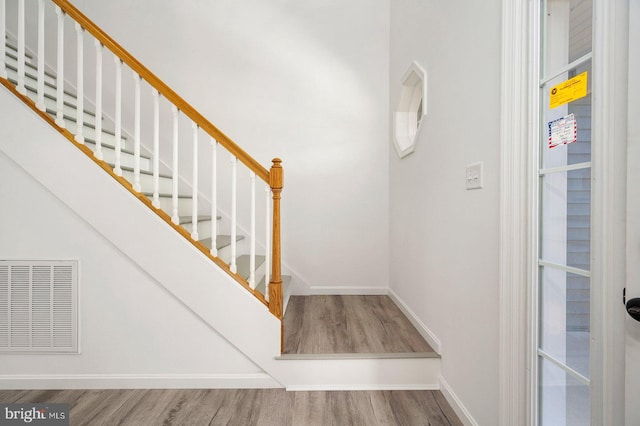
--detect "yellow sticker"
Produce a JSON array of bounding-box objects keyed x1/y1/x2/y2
[{"x1": 549, "y1": 71, "x2": 588, "y2": 109}]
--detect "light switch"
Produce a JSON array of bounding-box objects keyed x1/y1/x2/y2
[{"x1": 466, "y1": 162, "x2": 483, "y2": 190}]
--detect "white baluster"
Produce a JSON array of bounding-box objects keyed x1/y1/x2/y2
[
  {"x1": 249, "y1": 172, "x2": 256, "y2": 288},
  {"x1": 133, "y1": 73, "x2": 141, "y2": 192},
  {"x1": 191, "y1": 122, "x2": 199, "y2": 240},
  {"x1": 16, "y1": 0, "x2": 25, "y2": 95},
  {"x1": 171, "y1": 105, "x2": 180, "y2": 225},
  {"x1": 264, "y1": 184, "x2": 271, "y2": 301},
  {"x1": 35, "y1": 0, "x2": 45, "y2": 111},
  {"x1": 113, "y1": 58, "x2": 122, "y2": 176},
  {"x1": 210, "y1": 138, "x2": 218, "y2": 256},
  {"x1": 55, "y1": 6, "x2": 65, "y2": 128},
  {"x1": 74, "y1": 23, "x2": 84, "y2": 144},
  {"x1": 0, "y1": 0, "x2": 6, "y2": 79},
  {"x1": 93, "y1": 40, "x2": 103, "y2": 160},
  {"x1": 152, "y1": 90, "x2": 160, "y2": 208},
  {"x1": 230, "y1": 155, "x2": 237, "y2": 274}
]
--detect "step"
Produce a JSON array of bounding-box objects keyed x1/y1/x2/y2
[
  {"x1": 256, "y1": 274, "x2": 292, "y2": 299},
  {"x1": 199, "y1": 234, "x2": 247, "y2": 264},
  {"x1": 4, "y1": 51, "x2": 57, "y2": 86},
  {"x1": 81, "y1": 136, "x2": 150, "y2": 172},
  {"x1": 181, "y1": 215, "x2": 221, "y2": 240},
  {"x1": 43, "y1": 100, "x2": 98, "y2": 127},
  {"x1": 237, "y1": 254, "x2": 266, "y2": 284},
  {"x1": 5, "y1": 41, "x2": 33, "y2": 61},
  {"x1": 273, "y1": 355, "x2": 440, "y2": 390},
  {"x1": 121, "y1": 168, "x2": 173, "y2": 195},
  {"x1": 5, "y1": 66, "x2": 79, "y2": 107},
  {"x1": 150, "y1": 193, "x2": 209, "y2": 217},
  {"x1": 58, "y1": 118, "x2": 127, "y2": 150}
]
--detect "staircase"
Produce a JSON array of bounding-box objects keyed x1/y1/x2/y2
[
  {"x1": 2, "y1": 39, "x2": 292, "y2": 310},
  {"x1": 0, "y1": 0, "x2": 442, "y2": 392}
]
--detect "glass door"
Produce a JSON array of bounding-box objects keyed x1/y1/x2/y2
[{"x1": 537, "y1": 0, "x2": 593, "y2": 424}]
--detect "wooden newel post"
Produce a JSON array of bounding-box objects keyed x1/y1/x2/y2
[{"x1": 268, "y1": 158, "x2": 283, "y2": 320}]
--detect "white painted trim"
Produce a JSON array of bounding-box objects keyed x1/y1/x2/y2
[
  {"x1": 272, "y1": 356, "x2": 439, "y2": 390},
  {"x1": 590, "y1": 0, "x2": 629, "y2": 424},
  {"x1": 499, "y1": 0, "x2": 533, "y2": 424},
  {"x1": 388, "y1": 288, "x2": 441, "y2": 354},
  {"x1": 438, "y1": 376, "x2": 479, "y2": 426},
  {"x1": 0, "y1": 373, "x2": 281, "y2": 389},
  {"x1": 286, "y1": 384, "x2": 439, "y2": 392},
  {"x1": 308, "y1": 286, "x2": 389, "y2": 295}
]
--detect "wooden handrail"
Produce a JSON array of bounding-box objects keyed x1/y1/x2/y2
[{"x1": 51, "y1": 0, "x2": 269, "y2": 183}]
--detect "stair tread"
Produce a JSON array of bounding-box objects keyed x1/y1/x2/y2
[
  {"x1": 199, "y1": 235, "x2": 245, "y2": 250},
  {"x1": 255, "y1": 274, "x2": 292, "y2": 295},
  {"x1": 6, "y1": 70, "x2": 77, "y2": 99},
  {"x1": 5, "y1": 41, "x2": 33, "y2": 60},
  {"x1": 119, "y1": 165, "x2": 168, "y2": 178},
  {"x1": 143, "y1": 192, "x2": 192, "y2": 199},
  {"x1": 179, "y1": 215, "x2": 221, "y2": 224},
  {"x1": 236, "y1": 254, "x2": 266, "y2": 280},
  {"x1": 5, "y1": 51, "x2": 58, "y2": 81}
]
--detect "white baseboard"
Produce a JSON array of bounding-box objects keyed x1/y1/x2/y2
[
  {"x1": 388, "y1": 289, "x2": 442, "y2": 354},
  {"x1": 439, "y1": 376, "x2": 479, "y2": 426},
  {"x1": 0, "y1": 373, "x2": 281, "y2": 390},
  {"x1": 308, "y1": 286, "x2": 389, "y2": 295}
]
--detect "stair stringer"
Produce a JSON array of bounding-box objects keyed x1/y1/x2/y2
[{"x1": 0, "y1": 86, "x2": 284, "y2": 382}]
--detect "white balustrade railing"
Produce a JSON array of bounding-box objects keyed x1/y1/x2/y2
[
  {"x1": 133, "y1": 73, "x2": 141, "y2": 192},
  {"x1": 74, "y1": 22, "x2": 83, "y2": 143},
  {"x1": 191, "y1": 122, "x2": 199, "y2": 240},
  {"x1": 36, "y1": 0, "x2": 45, "y2": 111},
  {"x1": 16, "y1": 0, "x2": 25, "y2": 95},
  {"x1": 93, "y1": 40, "x2": 103, "y2": 160},
  {"x1": 113, "y1": 58, "x2": 122, "y2": 175},
  {"x1": 152, "y1": 89, "x2": 160, "y2": 208},
  {"x1": 1, "y1": 0, "x2": 283, "y2": 314},
  {"x1": 249, "y1": 171, "x2": 256, "y2": 289},
  {"x1": 210, "y1": 138, "x2": 218, "y2": 257},
  {"x1": 171, "y1": 105, "x2": 180, "y2": 225},
  {"x1": 54, "y1": 6, "x2": 64, "y2": 128},
  {"x1": 230, "y1": 155, "x2": 238, "y2": 274},
  {"x1": 0, "y1": 0, "x2": 6, "y2": 79},
  {"x1": 264, "y1": 184, "x2": 271, "y2": 301}
]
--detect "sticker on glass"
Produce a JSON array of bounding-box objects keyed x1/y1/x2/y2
[
  {"x1": 549, "y1": 71, "x2": 588, "y2": 109},
  {"x1": 548, "y1": 113, "x2": 577, "y2": 148}
]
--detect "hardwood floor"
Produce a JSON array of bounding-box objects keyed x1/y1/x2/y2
[
  {"x1": 0, "y1": 389, "x2": 462, "y2": 425},
  {"x1": 283, "y1": 295, "x2": 435, "y2": 354}
]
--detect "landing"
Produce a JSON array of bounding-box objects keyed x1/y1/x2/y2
[{"x1": 283, "y1": 295, "x2": 435, "y2": 355}]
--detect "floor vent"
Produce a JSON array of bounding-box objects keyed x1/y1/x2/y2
[{"x1": 0, "y1": 260, "x2": 78, "y2": 353}]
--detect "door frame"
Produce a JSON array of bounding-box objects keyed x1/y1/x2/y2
[{"x1": 499, "y1": 0, "x2": 629, "y2": 424}]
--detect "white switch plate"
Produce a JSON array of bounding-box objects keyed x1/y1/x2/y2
[{"x1": 466, "y1": 161, "x2": 483, "y2": 190}]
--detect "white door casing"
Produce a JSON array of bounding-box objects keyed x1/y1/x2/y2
[{"x1": 625, "y1": 0, "x2": 640, "y2": 423}]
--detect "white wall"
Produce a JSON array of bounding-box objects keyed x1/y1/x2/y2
[
  {"x1": 66, "y1": 0, "x2": 391, "y2": 292},
  {"x1": 0, "y1": 152, "x2": 271, "y2": 388},
  {"x1": 389, "y1": 1, "x2": 501, "y2": 424}
]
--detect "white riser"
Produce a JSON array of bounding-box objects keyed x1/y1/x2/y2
[
  {"x1": 62, "y1": 119, "x2": 128, "y2": 151},
  {"x1": 182, "y1": 219, "x2": 214, "y2": 240},
  {"x1": 121, "y1": 169, "x2": 173, "y2": 194},
  {"x1": 81, "y1": 139, "x2": 150, "y2": 172},
  {"x1": 274, "y1": 357, "x2": 440, "y2": 390},
  {"x1": 6, "y1": 67, "x2": 80, "y2": 107},
  {"x1": 41, "y1": 95, "x2": 98, "y2": 126},
  {"x1": 4, "y1": 53, "x2": 57, "y2": 86},
  {"x1": 154, "y1": 195, "x2": 209, "y2": 217}
]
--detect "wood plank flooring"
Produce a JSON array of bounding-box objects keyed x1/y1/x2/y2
[
  {"x1": 0, "y1": 389, "x2": 462, "y2": 425},
  {"x1": 283, "y1": 295, "x2": 435, "y2": 354}
]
